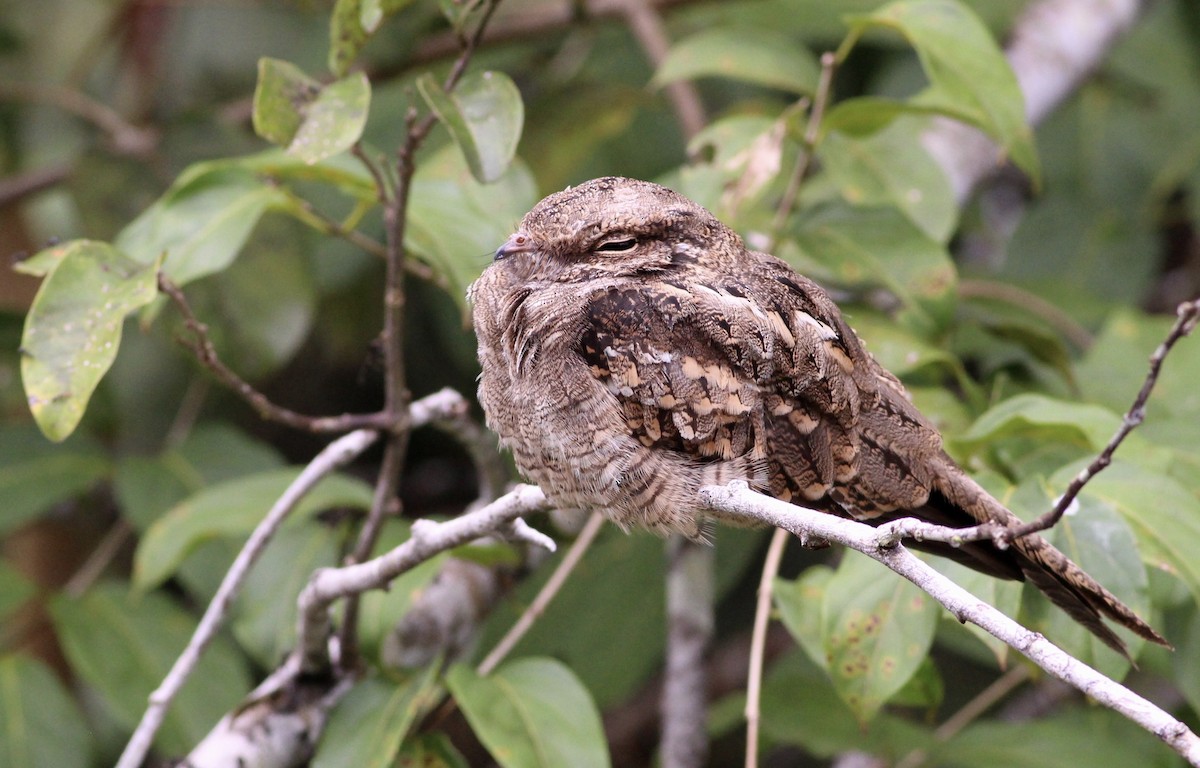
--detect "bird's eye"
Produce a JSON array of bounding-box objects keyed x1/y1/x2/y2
[{"x1": 595, "y1": 238, "x2": 637, "y2": 253}]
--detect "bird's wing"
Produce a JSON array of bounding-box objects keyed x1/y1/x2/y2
[{"x1": 576, "y1": 270, "x2": 865, "y2": 506}]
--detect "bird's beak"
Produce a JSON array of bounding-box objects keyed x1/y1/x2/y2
[{"x1": 494, "y1": 231, "x2": 537, "y2": 261}]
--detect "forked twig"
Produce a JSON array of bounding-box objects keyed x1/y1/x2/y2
[{"x1": 1006, "y1": 298, "x2": 1200, "y2": 541}]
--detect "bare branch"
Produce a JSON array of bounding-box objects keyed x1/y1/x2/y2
[
  {"x1": 116, "y1": 429, "x2": 379, "y2": 768},
  {"x1": 700, "y1": 482, "x2": 1200, "y2": 767},
  {"x1": 660, "y1": 536, "x2": 714, "y2": 768},
  {"x1": 295, "y1": 483, "x2": 550, "y2": 673},
  {"x1": 338, "y1": 0, "x2": 506, "y2": 664}
]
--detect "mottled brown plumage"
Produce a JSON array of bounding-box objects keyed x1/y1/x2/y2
[{"x1": 468, "y1": 176, "x2": 1167, "y2": 657}]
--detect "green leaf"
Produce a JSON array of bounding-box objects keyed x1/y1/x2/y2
[
  {"x1": 954, "y1": 394, "x2": 1121, "y2": 452},
  {"x1": 937, "y1": 706, "x2": 1177, "y2": 768},
  {"x1": 0, "y1": 655, "x2": 94, "y2": 768},
  {"x1": 49, "y1": 583, "x2": 250, "y2": 755},
  {"x1": 406, "y1": 144, "x2": 538, "y2": 306},
  {"x1": 818, "y1": 118, "x2": 957, "y2": 242},
  {"x1": 114, "y1": 424, "x2": 284, "y2": 531},
  {"x1": 652, "y1": 28, "x2": 819, "y2": 95},
  {"x1": 820, "y1": 555, "x2": 939, "y2": 723},
  {"x1": 230, "y1": 525, "x2": 341, "y2": 666},
  {"x1": 436, "y1": 0, "x2": 482, "y2": 32},
  {"x1": 0, "y1": 425, "x2": 109, "y2": 534},
  {"x1": 842, "y1": 0, "x2": 1039, "y2": 181},
  {"x1": 1058, "y1": 460, "x2": 1200, "y2": 612},
  {"x1": 194, "y1": 239, "x2": 317, "y2": 379},
  {"x1": 133, "y1": 468, "x2": 374, "y2": 591},
  {"x1": 822, "y1": 96, "x2": 948, "y2": 138},
  {"x1": 446, "y1": 658, "x2": 610, "y2": 768},
  {"x1": 928, "y1": 557, "x2": 1021, "y2": 667},
  {"x1": 416, "y1": 71, "x2": 524, "y2": 183},
  {"x1": 790, "y1": 203, "x2": 956, "y2": 335},
  {"x1": 115, "y1": 165, "x2": 287, "y2": 287},
  {"x1": 774, "y1": 565, "x2": 833, "y2": 672},
  {"x1": 312, "y1": 665, "x2": 442, "y2": 768},
  {"x1": 0, "y1": 564, "x2": 35, "y2": 619},
  {"x1": 18, "y1": 241, "x2": 160, "y2": 441},
  {"x1": 757, "y1": 650, "x2": 933, "y2": 758},
  {"x1": 253, "y1": 58, "x2": 371, "y2": 164},
  {"x1": 329, "y1": 0, "x2": 417, "y2": 76},
  {"x1": 395, "y1": 732, "x2": 470, "y2": 768}
]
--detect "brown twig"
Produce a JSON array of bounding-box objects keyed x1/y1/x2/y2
[
  {"x1": 0, "y1": 81, "x2": 157, "y2": 156},
  {"x1": 158, "y1": 273, "x2": 397, "y2": 433},
  {"x1": 770, "y1": 51, "x2": 837, "y2": 244},
  {"x1": 612, "y1": 0, "x2": 706, "y2": 140},
  {"x1": 1005, "y1": 298, "x2": 1200, "y2": 540},
  {"x1": 338, "y1": 0, "x2": 505, "y2": 665}
]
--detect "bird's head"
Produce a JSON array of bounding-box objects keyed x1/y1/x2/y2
[{"x1": 488, "y1": 177, "x2": 741, "y2": 284}]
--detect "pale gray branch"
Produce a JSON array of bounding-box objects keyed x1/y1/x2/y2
[
  {"x1": 116, "y1": 429, "x2": 379, "y2": 768},
  {"x1": 294, "y1": 484, "x2": 551, "y2": 673},
  {"x1": 660, "y1": 535, "x2": 714, "y2": 768},
  {"x1": 700, "y1": 482, "x2": 1200, "y2": 767}
]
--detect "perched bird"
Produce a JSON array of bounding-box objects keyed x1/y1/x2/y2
[{"x1": 469, "y1": 176, "x2": 1167, "y2": 657}]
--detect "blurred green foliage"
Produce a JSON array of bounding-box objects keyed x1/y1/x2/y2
[{"x1": 1, "y1": 0, "x2": 1198, "y2": 766}]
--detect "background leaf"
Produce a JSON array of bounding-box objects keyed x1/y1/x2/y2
[
  {"x1": 0, "y1": 655, "x2": 94, "y2": 768},
  {"x1": 820, "y1": 554, "x2": 939, "y2": 722},
  {"x1": 843, "y1": 0, "x2": 1039, "y2": 180},
  {"x1": 446, "y1": 657, "x2": 610, "y2": 768},
  {"x1": 253, "y1": 58, "x2": 371, "y2": 164},
  {"x1": 405, "y1": 144, "x2": 538, "y2": 303},
  {"x1": 417, "y1": 71, "x2": 524, "y2": 183},
  {"x1": 18, "y1": 241, "x2": 159, "y2": 441},
  {"x1": 49, "y1": 583, "x2": 251, "y2": 755},
  {"x1": 312, "y1": 665, "x2": 442, "y2": 768},
  {"x1": 0, "y1": 425, "x2": 109, "y2": 534},
  {"x1": 133, "y1": 468, "x2": 373, "y2": 590},
  {"x1": 653, "y1": 28, "x2": 819, "y2": 95}
]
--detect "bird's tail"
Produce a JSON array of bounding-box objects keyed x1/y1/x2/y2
[{"x1": 924, "y1": 462, "x2": 1170, "y2": 659}]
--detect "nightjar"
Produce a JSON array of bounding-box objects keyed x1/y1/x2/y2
[{"x1": 468, "y1": 176, "x2": 1166, "y2": 656}]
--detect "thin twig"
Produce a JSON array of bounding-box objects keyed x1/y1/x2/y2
[
  {"x1": 958, "y1": 278, "x2": 1095, "y2": 351},
  {"x1": 770, "y1": 51, "x2": 837, "y2": 244},
  {"x1": 745, "y1": 527, "x2": 789, "y2": 768},
  {"x1": 701, "y1": 482, "x2": 1200, "y2": 767},
  {"x1": 477, "y1": 510, "x2": 605, "y2": 675},
  {"x1": 158, "y1": 273, "x2": 397, "y2": 433},
  {"x1": 613, "y1": 0, "x2": 706, "y2": 140},
  {"x1": 0, "y1": 81, "x2": 157, "y2": 156},
  {"x1": 115, "y1": 429, "x2": 379, "y2": 768},
  {"x1": 894, "y1": 665, "x2": 1030, "y2": 768},
  {"x1": 337, "y1": 0, "x2": 506, "y2": 666},
  {"x1": 62, "y1": 519, "x2": 135, "y2": 598},
  {"x1": 1006, "y1": 298, "x2": 1200, "y2": 540}
]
